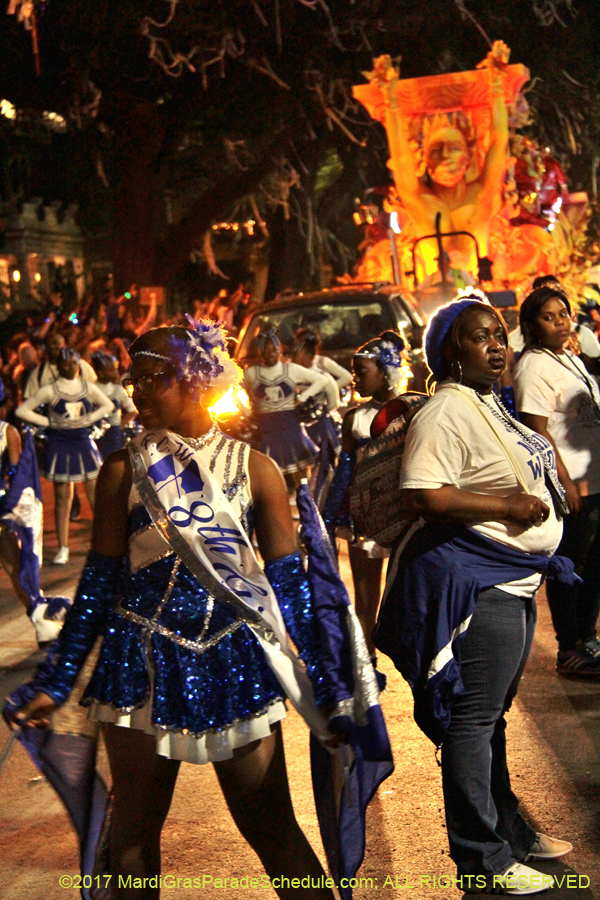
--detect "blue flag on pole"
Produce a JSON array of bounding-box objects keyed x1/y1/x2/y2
[
  {"x1": 0, "y1": 429, "x2": 44, "y2": 607},
  {"x1": 296, "y1": 483, "x2": 394, "y2": 899}
]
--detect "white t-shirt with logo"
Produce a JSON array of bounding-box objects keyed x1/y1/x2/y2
[
  {"x1": 514, "y1": 349, "x2": 600, "y2": 494},
  {"x1": 400, "y1": 382, "x2": 563, "y2": 597}
]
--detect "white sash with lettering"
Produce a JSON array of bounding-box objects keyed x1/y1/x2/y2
[{"x1": 129, "y1": 429, "x2": 329, "y2": 741}]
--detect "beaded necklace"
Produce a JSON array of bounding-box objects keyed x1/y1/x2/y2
[
  {"x1": 177, "y1": 422, "x2": 220, "y2": 451},
  {"x1": 473, "y1": 388, "x2": 568, "y2": 514}
]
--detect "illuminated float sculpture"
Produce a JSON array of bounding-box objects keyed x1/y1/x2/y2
[{"x1": 352, "y1": 41, "x2": 593, "y2": 303}]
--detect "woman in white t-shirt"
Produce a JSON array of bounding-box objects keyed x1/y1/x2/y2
[
  {"x1": 515, "y1": 286, "x2": 600, "y2": 677},
  {"x1": 374, "y1": 295, "x2": 574, "y2": 893}
]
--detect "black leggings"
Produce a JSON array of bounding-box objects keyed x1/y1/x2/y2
[{"x1": 546, "y1": 492, "x2": 600, "y2": 650}]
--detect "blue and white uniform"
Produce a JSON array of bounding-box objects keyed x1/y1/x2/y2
[
  {"x1": 16, "y1": 377, "x2": 113, "y2": 482},
  {"x1": 243, "y1": 361, "x2": 327, "y2": 473},
  {"x1": 95, "y1": 381, "x2": 137, "y2": 459}
]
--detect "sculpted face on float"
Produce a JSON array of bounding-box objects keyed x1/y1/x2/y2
[{"x1": 425, "y1": 126, "x2": 470, "y2": 189}]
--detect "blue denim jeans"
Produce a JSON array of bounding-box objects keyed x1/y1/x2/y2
[{"x1": 442, "y1": 587, "x2": 537, "y2": 877}]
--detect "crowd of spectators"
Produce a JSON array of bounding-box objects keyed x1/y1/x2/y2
[{"x1": 0, "y1": 281, "x2": 254, "y2": 422}]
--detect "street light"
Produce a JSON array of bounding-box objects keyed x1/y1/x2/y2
[{"x1": 12, "y1": 270, "x2": 21, "y2": 283}]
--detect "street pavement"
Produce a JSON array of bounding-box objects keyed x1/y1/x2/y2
[{"x1": 0, "y1": 480, "x2": 599, "y2": 899}]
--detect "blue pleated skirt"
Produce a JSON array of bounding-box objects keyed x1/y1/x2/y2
[
  {"x1": 44, "y1": 428, "x2": 102, "y2": 482},
  {"x1": 256, "y1": 410, "x2": 319, "y2": 474},
  {"x1": 95, "y1": 424, "x2": 125, "y2": 460},
  {"x1": 306, "y1": 414, "x2": 341, "y2": 455}
]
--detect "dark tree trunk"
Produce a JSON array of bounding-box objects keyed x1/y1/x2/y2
[
  {"x1": 109, "y1": 97, "x2": 165, "y2": 294},
  {"x1": 152, "y1": 132, "x2": 294, "y2": 286}
]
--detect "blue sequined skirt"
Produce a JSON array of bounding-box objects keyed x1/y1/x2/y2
[{"x1": 83, "y1": 554, "x2": 284, "y2": 737}]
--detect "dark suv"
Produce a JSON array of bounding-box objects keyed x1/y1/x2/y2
[{"x1": 235, "y1": 283, "x2": 426, "y2": 374}]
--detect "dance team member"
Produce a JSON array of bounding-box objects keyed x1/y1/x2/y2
[
  {"x1": 16, "y1": 348, "x2": 113, "y2": 564},
  {"x1": 0, "y1": 380, "x2": 30, "y2": 614},
  {"x1": 24, "y1": 330, "x2": 97, "y2": 398},
  {"x1": 515, "y1": 286, "x2": 600, "y2": 676},
  {"x1": 243, "y1": 331, "x2": 328, "y2": 485},
  {"x1": 323, "y1": 331, "x2": 406, "y2": 661},
  {"x1": 375, "y1": 296, "x2": 575, "y2": 894},
  {"x1": 0, "y1": 377, "x2": 70, "y2": 643},
  {"x1": 15, "y1": 319, "x2": 335, "y2": 900},
  {"x1": 91, "y1": 352, "x2": 137, "y2": 459},
  {"x1": 291, "y1": 329, "x2": 346, "y2": 503}
]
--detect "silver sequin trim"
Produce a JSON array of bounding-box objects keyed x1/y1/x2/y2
[
  {"x1": 222, "y1": 440, "x2": 236, "y2": 492},
  {"x1": 84, "y1": 696, "x2": 285, "y2": 738},
  {"x1": 209, "y1": 435, "x2": 228, "y2": 473},
  {"x1": 177, "y1": 423, "x2": 220, "y2": 452},
  {"x1": 152, "y1": 558, "x2": 180, "y2": 621},
  {"x1": 130, "y1": 548, "x2": 175, "y2": 574},
  {"x1": 227, "y1": 442, "x2": 248, "y2": 504},
  {"x1": 81, "y1": 694, "x2": 151, "y2": 714},
  {"x1": 197, "y1": 598, "x2": 214, "y2": 641},
  {"x1": 115, "y1": 604, "x2": 244, "y2": 655}
]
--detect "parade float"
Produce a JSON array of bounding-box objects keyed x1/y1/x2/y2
[{"x1": 350, "y1": 41, "x2": 596, "y2": 310}]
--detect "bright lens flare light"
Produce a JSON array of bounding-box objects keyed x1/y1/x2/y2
[{"x1": 210, "y1": 386, "x2": 249, "y2": 416}]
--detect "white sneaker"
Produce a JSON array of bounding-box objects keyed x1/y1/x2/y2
[
  {"x1": 30, "y1": 602, "x2": 65, "y2": 645},
  {"x1": 491, "y1": 863, "x2": 554, "y2": 895},
  {"x1": 527, "y1": 832, "x2": 573, "y2": 860},
  {"x1": 52, "y1": 546, "x2": 69, "y2": 565}
]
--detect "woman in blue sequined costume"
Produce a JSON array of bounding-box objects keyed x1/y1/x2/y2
[
  {"x1": 323, "y1": 332, "x2": 406, "y2": 663},
  {"x1": 16, "y1": 320, "x2": 334, "y2": 900}
]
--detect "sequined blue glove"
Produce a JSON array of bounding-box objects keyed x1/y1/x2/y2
[
  {"x1": 264, "y1": 552, "x2": 328, "y2": 706},
  {"x1": 322, "y1": 450, "x2": 355, "y2": 544},
  {"x1": 43, "y1": 550, "x2": 125, "y2": 706}
]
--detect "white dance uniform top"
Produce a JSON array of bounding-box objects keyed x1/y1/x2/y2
[
  {"x1": 17, "y1": 377, "x2": 113, "y2": 429},
  {"x1": 295, "y1": 361, "x2": 340, "y2": 411},
  {"x1": 315, "y1": 355, "x2": 353, "y2": 392},
  {"x1": 243, "y1": 361, "x2": 328, "y2": 412},
  {"x1": 24, "y1": 359, "x2": 97, "y2": 399},
  {"x1": 96, "y1": 381, "x2": 137, "y2": 427}
]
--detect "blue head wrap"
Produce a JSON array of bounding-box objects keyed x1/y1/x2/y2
[{"x1": 424, "y1": 295, "x2": 491, "y2": 383}]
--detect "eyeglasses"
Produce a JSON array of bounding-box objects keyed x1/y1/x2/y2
[{"x1": 123, "y1": 371, "x2": 173, "y2": 398}]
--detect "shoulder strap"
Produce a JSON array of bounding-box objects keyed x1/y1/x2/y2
[{"x1": 446, "y1": 387, "x2": 529, "y2": 493}]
